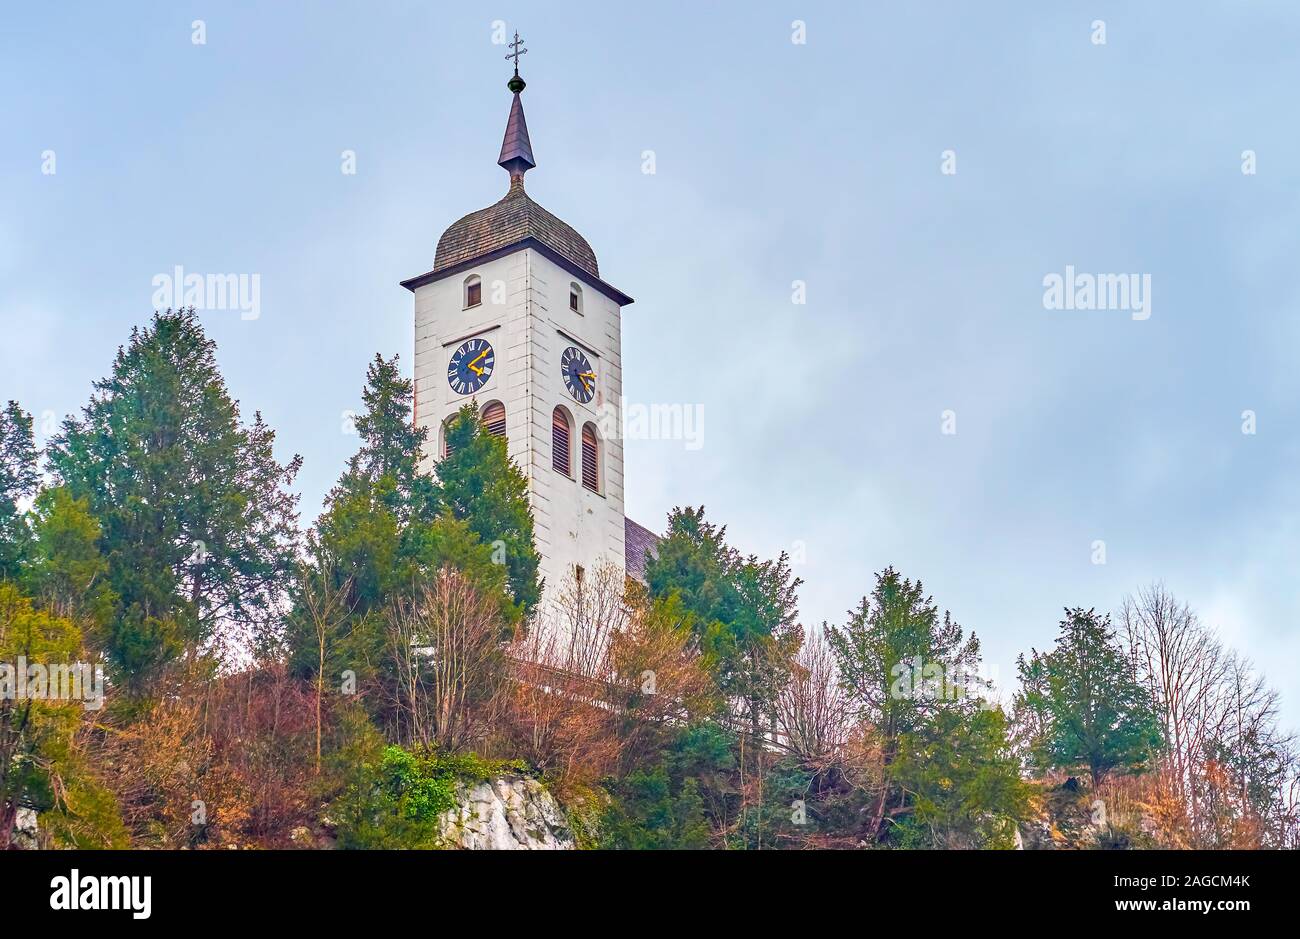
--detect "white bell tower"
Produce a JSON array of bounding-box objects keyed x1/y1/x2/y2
[{"x1": 400, "y1": 39, "x2": 635, "y2": 621}]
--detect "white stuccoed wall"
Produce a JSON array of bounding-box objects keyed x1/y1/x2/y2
[{"x1": 412, "y1": 246, "x2": 626, "y2": 628}]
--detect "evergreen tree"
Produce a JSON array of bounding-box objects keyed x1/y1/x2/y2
[
  {"x1": 1025, "y1": 608, "x2": 1162, "y2": 787},
  {"x1": 308, "y1": 353, "x2": 444, "y2": 619},
  {"x1": 436, "y1": 403, "x2": 540, "y2": 618},
  {"x1": 644, "y1": 506, "x2": 801, "y2": 733},
  {"x1": 46, "y1": 310, "x2": 301, "y2": 689},
  {"x1": 333, "y1": 354, "x2": 438, "y2": 521},
  {"x1": 25, "y1": 486, "x2": 115, "y2": 633},
  {"x1": 826, "y1": 567, "x2": 987, "y2": 840},
  {"x1": 645, "y1": 506, "x2": 738, "y2": 627},
  {"x1": 893, "y1": 706, "x2": 1031, "y2": 848},
  {"x1": 290, "y1": 363, "x2": 524, "y2": 714},
  {"x1": 0, "y1": 401, "x2": 39, "y2": 581},
  {"x1": 827, "y1": 567, "x2": 984, "y2": 758},
  {"x1": 0, "y1": 584, "x2": 86, "y2": 846}
]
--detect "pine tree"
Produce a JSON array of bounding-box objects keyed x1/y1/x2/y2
[
  {"x1": 643, "y1": 506, "x2": 802, "y2": 734},
  {"x1": 26, "y1": 486, "x2": 115, "y2": 633},
  {"x1": 826, "y1": 567, "x2": 987, "y2": 841},
  {"x1": 0, "y1": 401, "x2": 39, "y2": 581},
  {"x1": 0, "y1": 584, "x2": 86, "y2": 847},
  {"x1": 436, "y1": 403, "x2": 540, "y2": 618},
  {"x1": 291, "y1": 362, "x2": 521, "y2": 708},
  {"x1": 827, "y1": 568, "x2": 984, "y2": 755},
  {"x1": 307, "y1": 353, "x2": 443, "y2": 621},
  {"x1": 333, "y1": 354, "x2": 437, "y2": 520},
  {"x1": 46, "y1": 310, "x2": 301, "y2": 689},
  {"x1": 893, "y1": 706, "x2": 1031, "y2": 848},
  {"x1": 1032, "y1": 608, "x2": 1163, "y2": 787}
]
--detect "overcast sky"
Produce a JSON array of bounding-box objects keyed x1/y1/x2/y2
[{"x1": 3, "y1": 1, "x2": 1298, "y2": 727}]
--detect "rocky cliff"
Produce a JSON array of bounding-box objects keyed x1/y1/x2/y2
[{"x1": 437, "y1": 776, "x2": 575, "y2": 850}]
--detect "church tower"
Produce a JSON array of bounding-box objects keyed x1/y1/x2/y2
[{"x1": 401, "y1": 40, "x2": 638, "y2": 621}]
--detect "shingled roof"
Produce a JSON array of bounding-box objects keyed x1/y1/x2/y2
[
  {"x1": 433, "y1": 176, "x2": 600, "y2": 279},
  {"x1": 624, "y1": 517, "x2": 661, "y2": 584},
  {"x1": 401, "y1": 66, "x2": 633, "y2": 305}
]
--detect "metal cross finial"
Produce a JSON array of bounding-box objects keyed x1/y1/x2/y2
[{"x1": 505, "y1": 31, "x2": 528, "y2": 75}]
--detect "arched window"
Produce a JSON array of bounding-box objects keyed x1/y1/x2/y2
[
  {"x1": 441, "y1": 417, "x2": 456, "y2": 459},
  {"x1": 552, "y1": 406, "x2": 572, "y2": 476},
  {"x1": 463, "y1": 274, "x2": 482, "y2": 309},
  {"x1": 569, "y1": 282, "x2": 583, "y2": 314},
  {"x1": 482, "y1": 401, "x2": 506, "y2": 438},
  {"x1": 581, "y1": 423, "x2": 600, "y2": 492}
]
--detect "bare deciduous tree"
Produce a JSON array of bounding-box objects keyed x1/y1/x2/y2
[
  {"x1": 385, "y1": 567, "x2": 508, "y2": 752},
  {"x1": 504, "y1": 563, "x2": 715, "y2": 792},
  {"x1": 1122, "y1": 582, "x2": 1297, "y2": 847},
  {"x1": 297, "y1": 560, "x2": 354, "y2": 774},
  {"x1": 775, "y1": 628, "x2": 852, "y2": 768}
]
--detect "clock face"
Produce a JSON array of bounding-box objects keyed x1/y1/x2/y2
[
  {"x1": 561, "y1": 346, "x2": 595, "y2": 403},
  {"x1": 447, "y1": 337, "x2": 495, "y2": 396}
]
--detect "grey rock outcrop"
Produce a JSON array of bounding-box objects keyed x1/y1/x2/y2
[{"x1": 438, "y1": 776, "x2": 574, "y2": 850}]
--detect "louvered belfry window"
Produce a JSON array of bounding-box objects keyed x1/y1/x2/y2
[
  {"x1": 482, "y1": 402, "x2": 507, "y2": 439},
  {"x1": 552, "y1": 408, "x2": 572, "y2": 476},
  {"x1": 581, "y1": 424, "x2": 599, "y2": 492}
]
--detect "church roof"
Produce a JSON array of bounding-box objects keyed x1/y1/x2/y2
[
  {"x1": 402, "y1": 64, "x2": 632, "y2": 306},
  {"x1": 624, "y1": 517, "x2": 661, "y2": 584},
  {"x1": 433, "y1": 176, "x2": 600, "y2": 279}
]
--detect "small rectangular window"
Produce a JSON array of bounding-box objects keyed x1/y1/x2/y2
[
  {"x1": 569, "y1": 291, "x2": 580, "y2": 312},
  {"x1": 466, "y1": 281, "x2": 482, "y2": 307}
]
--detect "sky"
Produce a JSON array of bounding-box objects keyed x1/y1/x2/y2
[{"x1": 2, "y1": 2, "x2": 1298, "y2": 727}]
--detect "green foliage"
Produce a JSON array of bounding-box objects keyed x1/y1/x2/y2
[
  {"x1": 312, "y1": 477, "x2": 404, "y2": 616},
  {"x1": 602, "y1": 765, "x2": 712, "y2": 849},
  {"x1": 828, "y1": 568, "x2": 985, "y2": 744},
  {"x1": 331, "y1": 740, "x2": 523, "y2": 850},
  {"x1": 645, "y1": 506, "x2": 737, "y2": 626},
  {"x1": 734, "y1": 757, "x2": 819, "y2": 849},
  {"x1": 825, "y1": 567, "x2": 1006, "y2": 844},
  {"x1": 0, "y1": 401, "x2": 39, "y2": 581},
  {"x1": 644, "y1": 506, "x2": 801, "y2": 730},
  {"x1": 46, "y1": 310, "x2": 301, "y2": 688},
  {"x1": 437, "y1": 403, "x2": 540, "y2": 618},
  {"x1": 601, "y1": 721, "x2": 735, "y2": 849},
  {"x1": 38, "y1": 770, "x2": 130, "y2": 849},
  {"x1": 340, "y1": 354, "x2": 438, "y2": 518},
  {"x1": 1016, "y1": 608, "x2": 1162, "y2": 786},
  {"x1": 0, "y1": 583, "x2": 90, "y2": 844},
  {"x1": 290, "y1": 359, "x2": 526, "y2": 707},
  {"x1": 893, "y1": 706, "x2": 1031, "y2": 848},
  {"x1": 317, "y1": 354, "x2": 442, "y2": 609},
  {"x1": 25, "y1": 487, "x2": 116, "y2": 634}
]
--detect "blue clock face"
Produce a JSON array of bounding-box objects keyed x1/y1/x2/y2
[
  {"x1": 447, "y1": 337, "x2": 495, "y2": 396},
  {"x1": 561, "y1": 346, "x2": 595, "y2": 403}
]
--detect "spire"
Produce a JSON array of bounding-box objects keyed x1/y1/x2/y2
[{"x1": 498, "y1": 32, "x2": 535, "y2": 181}]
